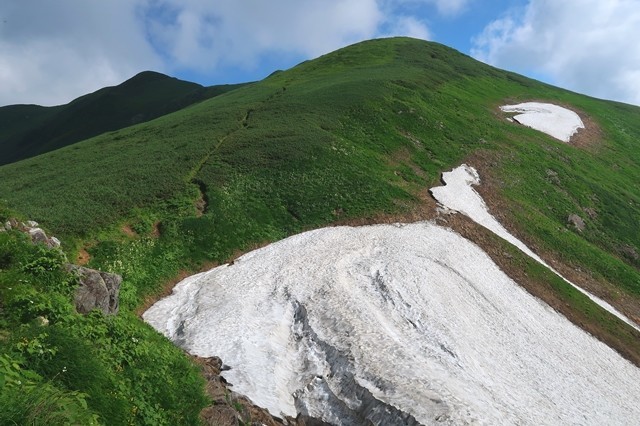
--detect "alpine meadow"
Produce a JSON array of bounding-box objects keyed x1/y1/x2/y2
[{"x1": 1, "y1": 37, "x2": 639, "y2": 424}]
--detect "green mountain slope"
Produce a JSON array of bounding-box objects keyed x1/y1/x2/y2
[
  {"x1": 0, "y1": 71, "x2": 246, "y2": 166},
  {"x1": 1, "y1": 37, "x2": 640, "y2": 424}
]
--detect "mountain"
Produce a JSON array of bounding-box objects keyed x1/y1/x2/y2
[
  {"x1": 0, "y1": 71, "x2": 247, "y2": 166},
  {"x1": 1, "y1": 37, "x2": 639, "y2": 424}
]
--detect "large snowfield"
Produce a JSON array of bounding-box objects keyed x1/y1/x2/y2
[
  {"x1": 500, "y1": 102, "x2": 584, "y2": 142},
  {"x1": 145, "y1": 101, "x2": 640, "y2": 423},
  {"x1": 145, "y1": 221, "x2": 640, "y2": 424}
]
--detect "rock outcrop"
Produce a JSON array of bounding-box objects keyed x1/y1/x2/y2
[
  {"x1": 67, "y1": 265, "x2": 121, "y2": 315},
  {"x1": 567, "y1": 213, "x2": 586, "y2": 232},
  {"x1": 2, "y1": 219, "x2": 61, "y2": 248},
  {"x1": 3, "y1": 217, "x2": 121, "y2": 316},
  {"x1": 196, "y1": 356, "x2": 330, "y2": 426}
]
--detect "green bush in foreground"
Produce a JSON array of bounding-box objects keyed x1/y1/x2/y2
[{"x1": 0, "y1": 231, "x2": 209, "y2": 425}]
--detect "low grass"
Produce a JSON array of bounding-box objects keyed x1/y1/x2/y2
[{"x1": 0, "y1": 71, "x2": 247, "y2": 166}]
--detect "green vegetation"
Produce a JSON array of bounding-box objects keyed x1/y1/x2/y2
[
  {"x1": 0, "y1": 227, "x2": 208, "y2": 425},
  {"x1": 1, "y1": 37, "x2": 640, "y2": 423},
  {"x1": 0, "y1": 71, "x2": 247, "y2": 166}
]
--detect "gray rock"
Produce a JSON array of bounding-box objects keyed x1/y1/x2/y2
[
  {"x1": 28, "y1": 227, "x2": 49, "y2": 244},
  {"x1": 48, "y1": 236, "x2": 61, "y2": 249},
  {"x1": 568, "y1": 214, "x2": 586, "y2": 232},
  {"x1": 67, "y1": 265, "x2": 121, "y2": 315},
  {"x1": 26, "y1": 220, "x2": 39, "y2": 227},
  {"x1": 583, "y1": 207, "x2": 598, "y2": 220},
  {"x1": 101, "y1": 271, "x2": 121, "y2": 314},
  {"x1": 621, "y1": 244, "x2": 639, "y2": 261},
  {"x1": 35, "y1": 316, "x2": 49, "y2": 326}
]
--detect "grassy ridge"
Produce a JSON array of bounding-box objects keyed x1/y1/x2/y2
[
  {"x1": 0, "y1": 71, "x2": 246, "y2": 166},
  {"x1": 1, "y1": 37, "x2": 640, "y2": 423}
]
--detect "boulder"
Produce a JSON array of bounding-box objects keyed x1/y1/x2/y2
[
  {"x1": 23, "y1": 224, "x2": 62, "y2": 249},
  {"x1": 67, "y1": 265, "x2": 121, "y2": 315},
  {"x1": 567, "y1": 214, "x2": 586, "y2": 232},
  {"x1": 620, "y1": 244, "x2": 639, "y2": 261},
  {"x1": 28, "y1": 228, "x2": 49, "y2": 245},
  {"x1": 48, "y1": 236, "x2": 61, "y2": 249}
]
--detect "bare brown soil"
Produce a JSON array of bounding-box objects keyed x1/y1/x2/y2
[
  {"x1": 194, "y1": 194, "x2": 206, "y2": 217},
  {"x1": 76, "y1": 247, "x2": 91, "y2": 265},
  {"x1": 570, "y1": 110, "x2": 603, "y2": 150},
  {"x1": 151, "y1": 221, "x2": 161, "y2": 238},
  {"x1": 121, "y1": 224, "x2": 136, "y2": 237}
]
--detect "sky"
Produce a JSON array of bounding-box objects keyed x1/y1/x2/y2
[{"x1": 1, "y1": 0, "x2": 640, "y2": 107}]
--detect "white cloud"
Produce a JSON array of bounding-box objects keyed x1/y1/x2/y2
[
  {"x1": 0, "y1": 0, "x2": 162, "y2": 106},
  {"x1": 0, "y1": 0, "x2": 435, "y2": 107},
  {"x1": 424, "y1": 0, "x2": 472, "y2": 16},
  {"x1": 383, "y1": 0, "x2": 472, "y2": 16},
  {"x1": 472, "y1": 0, "x2": 640, "y2": 106},
  {"x1": 383, "y1": 15, "x2": 431, "y2": 40},
  {"x1": 144, "y1": 0, "x2": 391, "y2": 72}
]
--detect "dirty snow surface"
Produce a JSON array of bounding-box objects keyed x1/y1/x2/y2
[
  {"x1": 500, "y1": 102, "x2": 584, "y2": 142},
  {"x1": 144, "y1": 222, "x2": 640, "y2": 425},
  {"x1": 430, "y1": 164, "x2": 640, "y2": 333}
]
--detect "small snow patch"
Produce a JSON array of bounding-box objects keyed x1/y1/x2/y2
[
  {"x1": 501, "y1": 102, "x2": 584, "y2": 142},
  {"x1": 430, "y1": 164, "x2": 640, "y2": 332}
]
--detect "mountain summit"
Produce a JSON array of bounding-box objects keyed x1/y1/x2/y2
[{"x1": 0, "y1": 71, "x2": 244, "y2": 166}]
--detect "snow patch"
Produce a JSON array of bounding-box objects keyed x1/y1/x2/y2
[
  {"x1": 500, "y1": 102, "x2": 584, "y2": 142},
  {"x1": 144, "y1": 222, "x2": 640, "y2": 425},
  {"x1": 430, "y1": 164, "x2": 640, "y2": 332}
]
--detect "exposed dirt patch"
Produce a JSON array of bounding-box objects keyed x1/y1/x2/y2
[
  {"x1": 121, "y1": 224, "x2": 136, "y2": 237},
  {"x1": 151, "y1": 221, "x2": 161, "y2": 238},
  {"x1": 570, "y1": 110, "x2": 603, "y2": 151},
  {"x1": 76, "y1": 247, "x2": 91, "y2": 266},
  {"x1": 192, "y1": 179, "x2": 209, "y2": 217}
]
